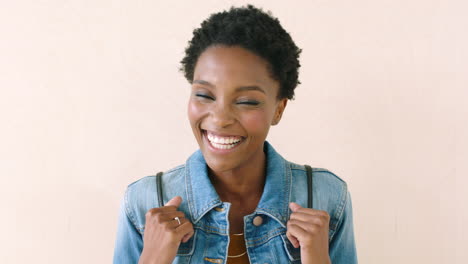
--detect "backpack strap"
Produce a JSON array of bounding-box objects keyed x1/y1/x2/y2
[
  {"x1": 304, "y1": 165, "x2": 313, "y2": 208},
  {"x1": 155, "y1": 171, "x2": 164, "y2": 207}
]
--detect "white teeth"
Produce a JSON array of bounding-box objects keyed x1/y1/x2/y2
[
  {"x1": 206, "y1": 131, "x2": 242, "y2": 149},
  {"x1": 211, "y1": 142, "x2": 237, "y2": 150}
]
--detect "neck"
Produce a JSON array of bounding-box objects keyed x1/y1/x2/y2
[{"x1": 209, "y1": 150, "x2": 266, "y2": 204}]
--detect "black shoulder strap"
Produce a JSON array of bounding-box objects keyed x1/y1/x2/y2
[
  {"x1": 155, "y1": 172, "x2": 164, "y2": 207},
  {"x1": 305, "y1": 165, "x2": 313, "y2": 208}
]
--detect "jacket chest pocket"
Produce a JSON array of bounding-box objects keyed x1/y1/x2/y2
[
  {"x1": 172, "y1": 230, "x2": 197, "y2": 263},
  {"x1": 281, "y1": 234, "x2": 301, "y2": 263},
  {"x1": 176, "y1": 230, "x2": 197, "y2": 256},
  {"x1": 246, "y1": 232, "x2": 302, "y2": 264}
]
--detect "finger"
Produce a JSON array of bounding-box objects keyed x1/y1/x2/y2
[
  {"x1": 287, "y1": 222, "x2": 309, "y2": 246},
  {"x1": 146, "y1": 204, "x2": 179, "y2": 215},
  {"x1": 290, "y1": 202, "x2": 319, "y2": 214},
  {"x1": 158, "y1": 211, "x2": 186, "y2": 222},
  {"x1": 290, "y1": 211, "x2": 330, "y2": 223},
  {"x1": 145, "y1": 207, "x2": 185, "y2": 220},
  {"x1": 288, "y1": 219, "x2": 310, "y2": 229},
  {"x1": 181, "y1": 229, "x2": 195, "y2": 243},
  {"x1": 286, "y1": 230, "x2": 300, "y2": 248},
  {"x1": 289, "y1": 202, "x2": 302, "y2": 212},
  {"x1": 165, "y1": 196, "x2": 182, "y2": 208},
  {"x1": 154, "y1": 214, "x2": 187, "y2": 231},
  {"x1": 176, "y1": 221, "x2": 194, "y2": 241},
  {"x1": 288, "y1": 218, "x2": 327, "y2": 234},
  {"x1": 290, "y1": 203, "x2": 330, "y2": 217},
  {"x1": 165, "y1": 215, "x2": 188, "y2": 229},
  {"x1": 174, "y1": 217, "x2": 190, "y2": 228}
]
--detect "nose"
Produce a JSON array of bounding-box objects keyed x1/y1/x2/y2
[{"x1": 209, "y1": 101, "x2": 235, "y2": 128}]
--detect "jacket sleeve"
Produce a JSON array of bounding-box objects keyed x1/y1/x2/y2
[
  {"x1": 113, "y1": 190, "x2": 144, "y2": 264},
  {"x1": 329, "y1": 189, "x2": 358, "y2": 263}
]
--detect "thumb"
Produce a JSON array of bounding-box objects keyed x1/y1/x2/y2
[
  {"x1": 165, "y1": 196, "x2": 182, "y2": 208},
  {"x1": 289, "y1": 202, "x2": 302, "y2": 212}
]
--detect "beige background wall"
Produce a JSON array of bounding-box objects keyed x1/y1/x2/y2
[{"x1": 1, "y1": 0, "x2": 467, "y2": 263}]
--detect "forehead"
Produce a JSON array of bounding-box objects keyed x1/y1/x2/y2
[{"x1": 193, "y1": 45, "x2": 279, "y2": 95}]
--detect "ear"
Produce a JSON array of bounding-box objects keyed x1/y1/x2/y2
[{"x1": 272, "y1": 98, "x2": 288, "y2": 126}]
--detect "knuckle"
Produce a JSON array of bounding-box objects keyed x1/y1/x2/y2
[
  {"x1": 310, "y1": 225, "x2": 319, "y2": 234},
  {"x1": 164, "y1": 205, "x2": 176, "y2": 211},
  {"x1": 145, "y1": 211, "x2": 152, "y2": 219},
  {"x1": 162, "y1": 222, "x2": 172, "y2": 231},
  {"x1": 313, "y1": 218, "x2": 326, "y2": 227},
  {"x1": 145, "y1": 208, "x2": 162, "y2": 219},
  {"x1": 145, "y1": 209, "x2": 156, "y2": 219},
  {"x1": 320, "y1": 216, "x2": 330, "y2": 225},
  {"x1": 155, "y1": 213, "x2": 164, "y2": 222},
  {"x1": 319, "y1": 219, "x2": 327, "y2": 226},
  {"x1": 320, "y1": 210, "x2": 330, "y2": 218}
]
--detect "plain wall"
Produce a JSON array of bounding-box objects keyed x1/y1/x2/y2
[{"x1": 1, "y1": 0, "x2": 467, "y2": 263}]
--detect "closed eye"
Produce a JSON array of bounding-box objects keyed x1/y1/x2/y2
[
  {"x1": 237, "y1": 100, "x2": 260, "y2": 106},
  {"x1": 195, "y1": 93, "x2": 214, "y2": 100}
]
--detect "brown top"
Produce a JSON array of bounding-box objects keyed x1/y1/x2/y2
[{"x1": 226, "y1": 233, "x2": 249, "y2": 264}]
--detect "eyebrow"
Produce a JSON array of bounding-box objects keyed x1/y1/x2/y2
[{"x1": 192, "y1": 79, "x2": 266, "y2": 94}]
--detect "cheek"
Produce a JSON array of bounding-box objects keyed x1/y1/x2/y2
[
  {"x1": 187, "y1": 100, "x2": 205, "y2": 126},
  {"x1": 240, "y1": 110, "x2": 272, "y2": 134}
]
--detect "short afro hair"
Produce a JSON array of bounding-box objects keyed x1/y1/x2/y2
[{"x1": 180, "y1": 5, "x2": 302, "y2": 100}]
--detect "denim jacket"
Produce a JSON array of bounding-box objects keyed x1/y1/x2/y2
[{"x1": 113, "y1": 142, "x2": 358, "y2": 263}]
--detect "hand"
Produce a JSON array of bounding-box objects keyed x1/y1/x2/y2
[
  {"x1": 139, "y1": 196, "x2": 194, "y2": 264},
  {"x1": 286, "y1": 202, "x2": 331, "y2": 264}
]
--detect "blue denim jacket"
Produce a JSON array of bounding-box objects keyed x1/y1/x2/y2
[{"x1": 113, "y1": 142, "x2": 358, "y2": 263}]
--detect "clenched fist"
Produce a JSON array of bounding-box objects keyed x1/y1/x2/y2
[
  {"x1": 138, "y1": 196, "x2": 194, "y2": 264},
  {"x1": 286, "y1": 202, "x2": 331, "y2": 264}
]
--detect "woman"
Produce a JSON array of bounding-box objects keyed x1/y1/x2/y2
[{"x1": 114, "y1": 5, "x2": 357, "y2": 264}]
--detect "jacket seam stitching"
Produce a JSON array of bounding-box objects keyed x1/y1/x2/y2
[
  {"x1": 124, "y1": 188, "x2": 144, "y2": 235},
  {"x1": 185, "y1": 164, "x2": 196, "y2": 223},
  {"x1": 329, "y1": 182, "x2": 348, "y2": 241},
  {"x1": 284, "y1": 159, "x2": 292, "y2": 221},
  {"x1": 194, "y1": 226, "x2": 227, "y2": 235},
  {"x1": 246, "y1": 227, "x2": 285, "y2": 247},
  {"x1": 288, "y1": 163, "x2": 293, "y2": 221},
  {"x1": 165, "y1": 164, "x2": 184, "y2": 174}
]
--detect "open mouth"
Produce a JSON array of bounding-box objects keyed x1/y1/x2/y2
[{"x1": 202, "y1": 130, "x2": 245, "y2": 150}]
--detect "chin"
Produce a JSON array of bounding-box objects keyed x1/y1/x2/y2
[{"x1": 203, "y1": 154, "x2": 239, "y2": 173}]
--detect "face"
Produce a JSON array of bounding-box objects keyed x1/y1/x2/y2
[{"x1": 187, "y1": 45, "x2": 287, "y2": 173}]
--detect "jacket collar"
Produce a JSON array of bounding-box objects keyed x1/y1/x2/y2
[{"x1": 185, "y1": 141, "x2": 291, "y2": 227}]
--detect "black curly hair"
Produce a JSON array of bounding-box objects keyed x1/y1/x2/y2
[{"x1": 180, "y1": 5, "x2": 302, "y2": 100}]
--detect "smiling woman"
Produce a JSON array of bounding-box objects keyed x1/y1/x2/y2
[
  {"x1": 188, "y1": 46, "x2": 287, "y2": 175},
  {"x1": 113, "y1": 5, "x2": 357, "y2": 264}
]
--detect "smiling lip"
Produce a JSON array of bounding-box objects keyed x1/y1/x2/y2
[
  {"x1": 202, "y1": 129, "x2": 245, "y2": 151},
  {"x1": 202, "y1": 129, "x2": 244, "y2": 138}
]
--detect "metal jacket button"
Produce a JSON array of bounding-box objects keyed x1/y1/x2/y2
[
  {"x1": 214, "y1": 207, "x2": 225, "y2": 212},
  {"x1": 253, "y1": 216, "x2": 263, "y2": 226}
]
